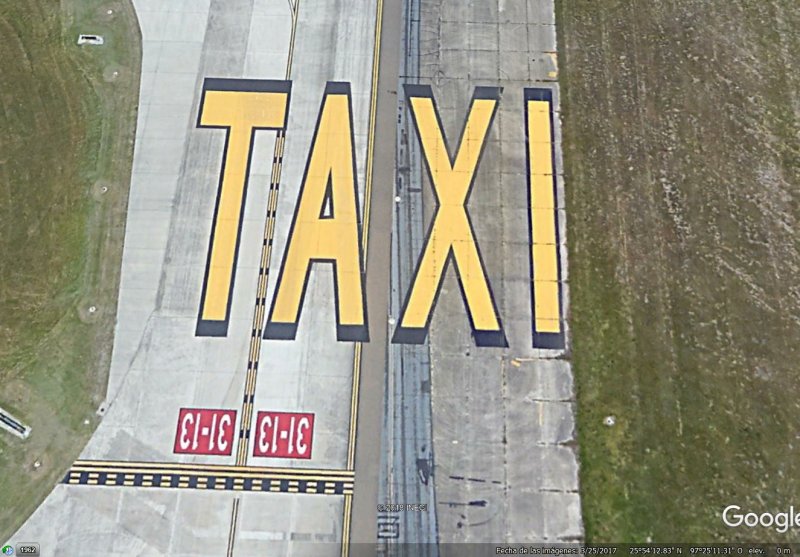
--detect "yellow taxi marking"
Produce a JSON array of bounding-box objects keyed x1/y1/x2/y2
[
  {"x1": 226, "y1": 498, "x2": 241, "y2": 557},
  {"x1": 196, "y1": 83, "x2": 290, "y2": 332},
  {"x1": 341, "y1": 494, "x2": 353, "y2": 557},
  {"x1": 264, "y1": 84, "x2": 368, "y2": 342},
  {"x1": 234, "y1": 5, "x2": 300, "y2": 468},
  {"x1": 343, "y1": 0, "x2": 385, "y2": 553},
  {"x1": 393, "y1": 88, "x2": 505, "y2": 346},
  {"x1": 525, "y1": 92, "x2": 563, "y2": 343}
]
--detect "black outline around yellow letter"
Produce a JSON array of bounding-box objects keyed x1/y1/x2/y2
[
  {"x1": 392, "y1": 85, "x2": 507, "y2": 347},
  {"x1": 525, "y1": 88, "x2": 564, "y2": 349},
  {"x1": 195, "y1": 78, "x2": 292, "y2": 337}
]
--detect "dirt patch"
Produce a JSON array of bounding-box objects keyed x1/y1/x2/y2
[
  {"x1": 102, "y1": 63, "x2": 126, "y2": 83},
  {"x1": 97, "y1": 1, "x2": 124, "y2": 22}
]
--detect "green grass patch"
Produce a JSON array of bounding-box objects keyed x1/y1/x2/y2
[
  {"x1": 556, "y1": 0, "x2": 800, "y2": 542},
  {"x1": 0, "y1": 0, "x2": 140, "y2": 541}
]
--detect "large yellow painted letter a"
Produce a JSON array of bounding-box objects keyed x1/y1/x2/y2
[{"x1": 263, "y1": 82, "x2": 368, "y2": 342}]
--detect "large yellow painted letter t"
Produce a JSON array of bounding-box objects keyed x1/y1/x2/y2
[
  {"x1": 392, "y1": 85, "x2": 507, "y2": 347},
  {"x1": 195, "y1": 78, "x2": 291, "y2": 337},
  {"x1": 263, "y1": 82, "x2": 368, "y2": 342}
]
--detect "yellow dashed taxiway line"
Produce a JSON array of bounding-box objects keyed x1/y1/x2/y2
[{"x1": 234, "y1": 0, "x2": 299, "y2": 467}]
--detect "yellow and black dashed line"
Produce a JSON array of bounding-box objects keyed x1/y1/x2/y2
[
  {"x1": 263, "y1": 82, "x2": 369, "y2": 343},
  {"x1": 62, "y1": 461, "x2": 354, "y2": 496},
  {"x1": 235, "y1": 126, "x2": 289, "y2": 465},
  {"x1": 524, "y1": 88, "x2": 565, "y2": 350}
]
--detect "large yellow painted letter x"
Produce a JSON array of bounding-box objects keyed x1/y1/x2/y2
[
  {"x1": 525, "y1": 88, "x2": 564, "y2": 349},
  {"x1": 263, "y1": 82, "x2": 368, "y2": 342},
  {"x1": 195, "y1": 78, "x2": 291, "y2": 337},
  {"x1": 392, "y1": 85, "x2": 507, "y2": 347}
]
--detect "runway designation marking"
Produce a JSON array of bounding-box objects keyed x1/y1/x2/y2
[
  {"x1": 173, "y1": 408, "x2": 236, "y2": 456},
  {"x1": 62, "y1": 460, "x2": 353, "y2": 495},
  {"x1": 264, "y1": 82, "x2": 369, "y2": 342},
  {"x1": 392, "y1": 85, "x2": 507, "y2": 347},
  {"x1": 524, "y1": 88, "x2": 564, "y2": 349},
  {"x1": 253, "y1": 411, "x2": 315, "y2": 459},
  {"x1": 195, "y1": 78, "x2": 292, "y2": 337}
]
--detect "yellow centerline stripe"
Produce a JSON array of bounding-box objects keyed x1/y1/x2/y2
[
  {"x1": 226, "y1": 499, "x2": 241, "y2": 557},
  {"x1": 342, "y1": 0, "x2": 384, "y2": 556},
  {"x1": 341, "y1": 494, "x2": 354, "y2": 557},
  {"x1": 346, "y1": 0, "x2": 383, "y2": 475},
  {"x1": 234, "y1": 1, "x2": 301, "y2": 467}
]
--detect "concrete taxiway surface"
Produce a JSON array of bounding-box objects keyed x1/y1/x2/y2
[
  {"x1": 379, "y1": 0, "x2": 583, "y2": 550},
  {"x1": 11, "y1": 0, "x2": 390, "y2": 555},
  {"x1": 418, "y1": 0, "x2": 583, "y2": 545},
  {"x1": 8, "y1": 0, "x2": 582, "y2": 554}
]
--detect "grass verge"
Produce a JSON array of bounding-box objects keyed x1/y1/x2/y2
[{"x1": 0, "y1": 0, "x2": 140, "y2": 541}]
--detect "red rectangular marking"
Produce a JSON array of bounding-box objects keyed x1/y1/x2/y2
[
  {"x1": 173, "y1": 408, "x2": 237, "y2": 456},
  {"x1": 253, "y1": 411, "x2": 315, "y2": 459}
]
